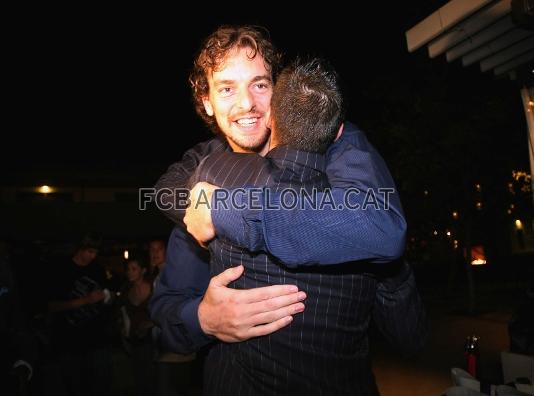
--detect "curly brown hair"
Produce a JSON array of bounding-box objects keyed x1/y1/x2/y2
[{"x1": 189, "y1": 25, "x2": 282, "y2": 134}]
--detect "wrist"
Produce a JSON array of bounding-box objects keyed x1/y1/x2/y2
[
  {"x1": 181, "y1": 296, "x2": 215, "y2": 349},
  {"x1": 197, "y1": 299, "x2": 214, "y2": 337},
  {"x1": 212, "y1": 188, "x2": 264, "y2": 250}
]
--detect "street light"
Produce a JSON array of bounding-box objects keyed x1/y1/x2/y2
[{"x1": 37, "y1": 185, "x2": 54, "y2": 194}]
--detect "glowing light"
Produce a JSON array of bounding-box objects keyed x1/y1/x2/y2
[
  {"x1": 446, "y1": 231, "x2": 451, "y2": 237},
  {"x1": 123, "y1": 250, "x2": 129, "y2": 260},
  {"x1": 433, "y1": 230, "x2": 438, "y2": 236},
  {"x1": 452, "y1": 211, "x2": 459, "y2": 219},
  {"x1": 453, "y1": 240, "x2": 459, "y2": 249},
  {"x1": 512, "y1": 170, "x2": 531, "y2": 181},
  {"x1": 476, "y1": 202, "x2": 482, "y2": 210},
  {"x1": 475, "y1": 184, "x2": 481, "y2": 192},
  {"x1": 37, "y1": 185, "x2": 53, "y2": 194},
  {"x1": 424, "y1": 190, "x2": 429, "y2": 196},
  {"x1": 470, "y1": 245, "x2": 487, "y2": 266},
  {"x1": 515, "y1": 220, "x2": 523, "y2": 230}
]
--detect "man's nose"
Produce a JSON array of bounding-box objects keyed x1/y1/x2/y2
[{"x1": 236, "y1": 89, "x2": 254, "y2": 111}]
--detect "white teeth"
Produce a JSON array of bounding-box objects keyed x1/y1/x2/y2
[{"x1": 236, "y1": 118, "x2": 257, "y2": 125}]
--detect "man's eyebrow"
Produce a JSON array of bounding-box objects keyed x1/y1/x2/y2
[
  {"x1": 213, "y1": 75, "x2": 272, "y2": 88},
  {"x1": 251, "y1": 75, "x2": 272, "y2": 83},
  {"x1": 213, "y1": 79, "x2": 236, "y2": 87}
]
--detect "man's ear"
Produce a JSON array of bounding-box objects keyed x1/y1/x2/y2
[
  {"x1": 202, "y1": 98, "x2": 214, "y2": 116},
  {"x1": 335, "y1": 123, "x2": 344, "y2": 141}
]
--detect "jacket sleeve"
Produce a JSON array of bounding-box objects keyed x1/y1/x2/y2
[
  {"x1": 149, "y1": 137, "x2": 228, "y2": 353},
  {"x1": 149, "y1": 226, "x2": 212, "y2": 354},
  {"x1": 155, "y1": 137, "x2": 228, "y2": 224},
  {"x1": 371, "y1": 260, "x2": 428, "y2": 357},
  {"x1": 211, "y1": 122, "x2": 407, "y2": 266}
]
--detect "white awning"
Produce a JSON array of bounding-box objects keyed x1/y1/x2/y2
[{"x1": 405, "y1": 0, "x2": 534, "y2": 79}]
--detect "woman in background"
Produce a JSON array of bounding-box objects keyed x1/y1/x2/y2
[{"x1": 118, "y1": 252, "x2": 154, "y2": 396}]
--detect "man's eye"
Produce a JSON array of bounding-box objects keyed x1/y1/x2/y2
[{"x1": 219, "y1": 87, "x2": 232, "y2": 95}]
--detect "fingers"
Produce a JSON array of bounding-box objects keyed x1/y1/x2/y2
[
  {"x1": 247, "y1": 291, "x2": 307, "y2": 316},
  {"x1": 210, "y1": 265, "x2": 245, "y2": 287},
  {"x1": 189, "y1": 182, "x2": 217, "y2": 206},
  {"x1": 184, "y1": 184, "x2": 217, "y2": 244},
  {"x1": 248, "y1": 302, "x2": 305, "y2": 327},
  {"x1": 239, "y1": 284, "x2": 300, "y2": 304},
  {"x1": 245, "y1": 316, "x2": 294, "y2": 339},
  {"x1": 192, "y1": 181, "x2": 218, "y2": 193}
]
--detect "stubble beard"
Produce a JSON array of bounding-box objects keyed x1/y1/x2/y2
[{"x1": 228, "y1": 132, "x2": 270, "y2": 153}]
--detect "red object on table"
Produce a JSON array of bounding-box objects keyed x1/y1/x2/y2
[
  {"x1": 465, "y1": 335, "x2": 480, "y2": 378},
  {"x1": 466, "y1": 353, "x2": 477, "y2": 378}
]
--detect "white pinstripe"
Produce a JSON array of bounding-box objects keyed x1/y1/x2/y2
[{"x1": 196, "y1": 148, "x2": 386, "y2": 395}]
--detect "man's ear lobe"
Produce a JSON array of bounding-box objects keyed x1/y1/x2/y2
[
  {"x1": 335, "y1": 123, "x2": 344, "y2": 141},
  {"x1": 202, "y1": 98, "x2": 214, "y2": 116}
]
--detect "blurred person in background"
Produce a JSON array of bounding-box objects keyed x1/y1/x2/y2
[
  {"x1": 46, "y1": 233, "x2": 113, "y2": 396},
  {"x1": 118, "y1": 251, "x2": 155, "y2": 396},
  {"x1": 148, "y1": 238, "x2": 166, "y2": 282},
  {"x1": 150, "y1": 239, "x2": 197, "y2": 396}
]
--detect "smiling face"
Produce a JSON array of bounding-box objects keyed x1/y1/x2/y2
[{"x1": 202, "y1": 47, "x2": 272, "y2": 154}]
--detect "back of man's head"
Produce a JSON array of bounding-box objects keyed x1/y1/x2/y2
[{"x1": 271, "y1": 57, "x2": 345, "y2": 153}]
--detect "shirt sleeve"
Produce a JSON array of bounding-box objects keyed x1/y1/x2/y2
[
  {"x1": 155, "y1": 137, "x2": 228, "y2": 224},
  {"x1": 149, "y1": 226, "x2": 213, "y2": 354},
  {"x1": 212, "y1": 122, "x2": 407, "y2": 266}
]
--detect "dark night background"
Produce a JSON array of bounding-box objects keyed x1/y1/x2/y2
[
  {"x1": 2, "y1": 3, "x2": 533, "y2": 394},
  {"x1": 4, "y1": 1, "x2": 532, "y2": 255},
  {"x1": 4, "y1": 1, "x2": 530, "y2": 186}
]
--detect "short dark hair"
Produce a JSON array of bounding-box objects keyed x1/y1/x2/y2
[
  {"x1": 271, "y1": 58, "x2": 345, "y2": 153},
  {"x1": 189, "y1": 25, "x2": 282, "y2": 134},
  {"x1": 126, "y1": 250, "x2": 149, "y2": 271},
  {"x1": 76, "y1": 232, "x2": 102, "y2": 251},
  {"x1": 148, "y1": 238, "x2": 166, "y2": 247}
]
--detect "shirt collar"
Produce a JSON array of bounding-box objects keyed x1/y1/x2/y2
[{"x1": 266, "y1": 145, "x2": 326, "y2": 173}]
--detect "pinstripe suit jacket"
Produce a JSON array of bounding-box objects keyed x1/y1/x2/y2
[{"x1": 192, "y1": 146, "x2": 382, "y2": 396}]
